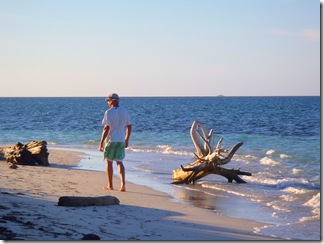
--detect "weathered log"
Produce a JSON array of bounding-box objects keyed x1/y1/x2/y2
[
  {"x1": 58, "y1": 195, "x2": 120, "y2": 207},
  {"x1": 3, "y1": 140, "x2": 49, "y2": 167},
  {"x1": 171, "y1": 121, "x2": 252, "y2": 184}
]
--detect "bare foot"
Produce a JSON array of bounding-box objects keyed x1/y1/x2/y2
[
  {"x1": 119, "y1": 187, "x2": 126, "y2": 192},
  {"x1": 103, "y1": 186, "x2": 113, "y2": 190}
]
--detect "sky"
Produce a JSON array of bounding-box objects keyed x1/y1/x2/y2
[{"x1": 0, "y1": 0, "x2": 320, "y2": 97}]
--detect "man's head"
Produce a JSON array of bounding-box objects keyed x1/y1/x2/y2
[
  {"x1": 105, "y1": 93, "x2": 119, "y2": 101},
  {"x1": 105, "y1": 93, "x2": 119, "y2": 107}
]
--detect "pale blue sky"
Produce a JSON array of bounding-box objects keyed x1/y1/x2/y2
[{"x1": 0, "y1": 0, "x2": 320, "y2": 97}]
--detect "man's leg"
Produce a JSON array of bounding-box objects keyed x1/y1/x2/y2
[
  {"x1": 104, "y1": 160, "x2": 114, "y2": 190},
  {"x1": 117, "y1": 162, "x2": 126, "y2": 192}
]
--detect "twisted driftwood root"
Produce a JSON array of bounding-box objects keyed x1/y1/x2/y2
[
  {"x1": 3, "y1": 141, "x2": 49, "y2": 167},
  {"x1": 58, "y1": 195, "x2": 120, "y2": 207},
  {"x1": 171, "y1": 121, "x2": 251, "y2": 184}
]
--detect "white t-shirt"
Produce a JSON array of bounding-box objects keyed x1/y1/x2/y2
[{"x1": 102, "y1": 106, "x2": 131, "y2": 142}]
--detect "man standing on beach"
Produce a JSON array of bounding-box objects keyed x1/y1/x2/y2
[{"x1": 98, "y1": 93, "x2": 132, "y2": 192}]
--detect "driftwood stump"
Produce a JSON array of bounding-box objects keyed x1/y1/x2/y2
[
  {"x1": 172, "y1": 159, "x2": 252, "y2": 184},
  {"x1": 58, "y1": 196, "x2": 120, "y2": 207},
  {"x1": 3, "y1": 140, "x2": 49, "y2": 167},
  {"x1": 171, "y1": 121, "x2": 251, "y2": 184}
]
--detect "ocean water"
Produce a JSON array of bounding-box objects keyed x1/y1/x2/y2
[{"x1": 0, "y1": 96, "x2": 320, "y2": 240}]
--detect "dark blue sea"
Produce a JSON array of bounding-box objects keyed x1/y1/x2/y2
[{"x1": 0, "y1": 96, "x2": 320, "y2": 240}]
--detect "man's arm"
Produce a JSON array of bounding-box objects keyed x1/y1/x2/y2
[
  {"x1": 125, "y1": 124, "x2": 132, "y2": 148},
  {"x1": 98, "y1": 125, "x2": 109, "y2": 151}
]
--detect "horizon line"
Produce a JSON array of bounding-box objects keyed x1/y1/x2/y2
[{"x1": 0, "y1": 95, "x2": 320, "y2": 98}]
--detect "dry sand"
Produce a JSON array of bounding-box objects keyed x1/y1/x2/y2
[{"x1": 0, "y1": 148, "x2": 280, "y2": 241}]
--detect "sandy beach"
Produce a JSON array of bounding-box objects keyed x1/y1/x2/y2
[{"x1": 0, "y1": 147, "x2": 280, "y2": 241}]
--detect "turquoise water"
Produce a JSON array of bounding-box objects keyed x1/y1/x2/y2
[{"x1": 0, "y1": 96, "x2": 320, "y2": 240}]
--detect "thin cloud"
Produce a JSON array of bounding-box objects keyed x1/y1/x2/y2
[
  {"x1": 271, "y1": 28, "x2": 320, "y2": 42},
  {"x1": 302, "y1": 28, "x2": 320, "y2": 42}
]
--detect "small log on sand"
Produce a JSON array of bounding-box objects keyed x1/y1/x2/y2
[{"x1": 58, "y1": 195, "x2": 120, "y2": 207}]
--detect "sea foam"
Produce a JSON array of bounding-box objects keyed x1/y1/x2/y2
[{"x1": 260, "y1": 157, "x2": 281, "y2": 166}]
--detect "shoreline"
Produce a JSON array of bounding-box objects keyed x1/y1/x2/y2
[{"x1": 0, "y1": 147, "x2": 281, "y2": 241}]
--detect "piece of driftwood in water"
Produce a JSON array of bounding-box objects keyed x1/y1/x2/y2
[
  {"x1": 58, "y1": 196, "x2": 120, "y2": 207},
  {"x1": 172, "y1": 160, "x2": 252, "y2": 184},
  {"x1": 3, "y1": 140, "x2": 49, "y2": 167},
  {"x1": 171, "y1": 121, "x2": 251, "y2": 184}
]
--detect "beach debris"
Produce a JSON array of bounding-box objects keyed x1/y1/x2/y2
[
  {"x1": 58, "y1": 195, "x2": 120, "y2": 207},
  {"x1": 172, "y1": 120, "x2": 251, "y2": 184},
  {"x1": 3, "y1": 140, "x2": 49, "y2": 168},
  {"x1": 82, "y1": 234, "x2": 101, "y2": 240}
]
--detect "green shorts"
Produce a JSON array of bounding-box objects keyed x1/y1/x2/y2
[{"x1": 104, "y1": 142, "x2": 126, "y2": 162}]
